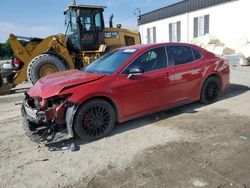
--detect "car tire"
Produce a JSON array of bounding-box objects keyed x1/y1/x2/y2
[
  {"x1": 73, "y1": 99, "x2": 116, "y2": 141},
  {"x1": 27, "y1": 54, "x2": 68, "y2": 85},
  {"x1": 200, "y1": 76, "x2": 220, "y2": 104}
]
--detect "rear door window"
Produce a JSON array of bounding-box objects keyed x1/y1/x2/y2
[
  {"x1": 192, "y1": 49, "x2": 202, "y2": 60},
  {"x1": 168, "y1": 45, "x2": 195, "y2": 66}
]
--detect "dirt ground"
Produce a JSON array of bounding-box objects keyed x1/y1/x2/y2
[{"x1": 0, "y1": 66, "x2": 250, "y2": 188}]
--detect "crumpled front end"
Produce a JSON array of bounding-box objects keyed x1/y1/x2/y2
[{"x1": 21, "y1": 92, "x2": 77, "y2": 142}]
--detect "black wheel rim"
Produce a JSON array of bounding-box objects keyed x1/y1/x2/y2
[
  {"x1": 205, "y1": 82, "x2": 218, "y2": 102},
  {"x1": 82, "y1": 105, "x2": 112, "y2": 137}
]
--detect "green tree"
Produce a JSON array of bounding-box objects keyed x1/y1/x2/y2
[
  {"x1": 0, "y1": 43, "x2": 4, "y2": 58},
  {"x1": 0, "y1": 40, "x2": 14, "y2": 59}
]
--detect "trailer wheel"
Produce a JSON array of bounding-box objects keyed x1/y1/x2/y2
[{"x1": 27, "y1": 54, "x2": 68, "y2": 84}]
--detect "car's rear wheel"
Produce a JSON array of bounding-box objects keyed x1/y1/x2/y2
[
  {"x1": 73, "y1": 99, "x2": 116, "y2": 141},
  {"x1": 200, "y1": 76, "x2": 220, "y2": 104}
]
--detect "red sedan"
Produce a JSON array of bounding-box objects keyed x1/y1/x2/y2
[{"x1": 22, "y1": 43, "x2": 230, "y2": 142}]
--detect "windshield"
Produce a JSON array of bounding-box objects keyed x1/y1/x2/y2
[
  {"x1": 65, "y1": 10, "x2": 78, "y2": 36},
  {"x1": 84, "y1": 49, "x2": 137, "y2": 75}
]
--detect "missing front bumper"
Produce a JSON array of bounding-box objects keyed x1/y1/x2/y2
[{"x1": 21, "y1": 102, "x2": 78, "y2": 142}]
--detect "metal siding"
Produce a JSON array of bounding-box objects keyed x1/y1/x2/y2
[{"x1": 138, "y1": 0, "x2": 233, "y2": 25}]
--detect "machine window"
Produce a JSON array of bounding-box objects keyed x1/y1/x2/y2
[
  {"x1": 71, "y1": 11, "x2": 78, "y2": 33},
  {"x1": 124, "y1": 36, "x2": 135, "y2": 46},
  {"x1": 80, "y1": 16, "x2": 92, "y2": 31},
  {"x1": 95, "y1": 12, "x2": 102, "y2": 30},
  {"x1": 65, "y1": 10, "x2": 78, "y2": 35}
]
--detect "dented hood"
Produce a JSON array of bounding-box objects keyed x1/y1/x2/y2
[{"x1": 27, "y1": 70, "x2": 104, "y2": 99}]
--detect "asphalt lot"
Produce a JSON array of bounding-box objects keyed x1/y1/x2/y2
[{"x1": 0, "y1": 66, "x2": 250, "y2": 188}]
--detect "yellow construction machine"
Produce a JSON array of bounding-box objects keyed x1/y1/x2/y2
[{"x1": 0, "y1": 3, "x2": 141, "y2": 94}]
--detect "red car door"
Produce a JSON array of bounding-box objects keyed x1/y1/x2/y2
[
  {"x1": 167, "y1": 45, "x2": 203, "y2": 103},
  {"x1": 117, "y1": 47, "x2": 174, "y2": 118}
]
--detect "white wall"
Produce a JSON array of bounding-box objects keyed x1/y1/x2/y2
[
  {"x1": 139, "y1": 0, "x2": 250, "y2": 50},
  {"x1": 139, "y1": 13, "x2": 188, "y2": 44}
]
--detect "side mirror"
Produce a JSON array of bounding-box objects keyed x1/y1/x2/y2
[{"x1": 127, "y1": 67, "x2": 144, "y2": 79}]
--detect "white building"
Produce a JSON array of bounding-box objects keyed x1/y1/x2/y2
[{"x1": 138, "y1": 0, "x2": 250, "y2": 55}]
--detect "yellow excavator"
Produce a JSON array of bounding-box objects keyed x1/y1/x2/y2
[{"x1": 0, "y1": 3, "x2": 141, "y2": 94}]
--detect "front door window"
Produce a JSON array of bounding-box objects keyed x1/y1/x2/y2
[{"x1": 124, "y1": 47, "x2": 167, "y2": 73}]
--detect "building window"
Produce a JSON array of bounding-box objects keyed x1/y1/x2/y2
[
  {"x1": 169, "y1": 21, "x2": 181, "y2": 42},
  {"x1": 194, "y1": 15, "x2": 209, "y2": 38},
  {"x1": 147, "y1": 27, "x2": 156, "y2": 44}
]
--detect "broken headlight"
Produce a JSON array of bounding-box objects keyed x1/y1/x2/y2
[{"x1": 46, "y1": 94, "x2": 72, "y2": 108}]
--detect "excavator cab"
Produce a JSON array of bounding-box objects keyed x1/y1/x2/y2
[{"x1": 64, "y1": 5, "x2": 106, "y2": 52}]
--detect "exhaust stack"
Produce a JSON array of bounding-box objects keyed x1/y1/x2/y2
[{"x1": 109, "y1": 14, "x2": 114, "y2": 28}]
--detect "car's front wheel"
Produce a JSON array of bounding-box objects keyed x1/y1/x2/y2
[
  {"x1": 73, "y1": 99, "x2": 116, "y2": 141},
  {"x1": 200, "y1": 76, "x2": 220, "y2": 104}
]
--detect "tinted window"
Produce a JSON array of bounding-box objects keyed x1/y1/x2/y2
[
  {"x1": 65, "y1": 10, "x2": 77, "y2": 35},
  {"x1": 125, "y1": 47, "x2": 167, "y2": 73},
  {"x1": 95, "y1": 12, "x2": 102, "y2": 31},
  {"x1": 192, "y1": 49, "x2": 202, "y2": 60},
  {"x1": 84, "y1": 49, "x2": 137, "y2": 75},
  {"x1": 80, "y1": 16, "x2": 92, "y2": 31},
  {"x1": 169, "y1": 46, "x2": 194, "y2": 65}
]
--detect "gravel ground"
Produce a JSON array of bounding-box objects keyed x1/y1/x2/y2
[{"x1": 0, "y1": 66, "x2": 250, "y2": 188}]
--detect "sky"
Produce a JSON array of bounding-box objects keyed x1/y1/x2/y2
[{"x1": 0, "y1": 0, "x2": 181, "y2": 42}]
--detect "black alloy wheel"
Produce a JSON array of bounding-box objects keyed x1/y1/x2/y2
[
  {"x1": 205, "y1": 82, "x2": 218, "y2": 102},
  {"x1": 200, "y1": 77, "x2": 220, "y2": 104},
  {"x1": 73, "y1": 99, "x2": 115, "y2": 141}
]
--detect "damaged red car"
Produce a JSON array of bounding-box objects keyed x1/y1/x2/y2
[{"x1": 21, "y1": 43, "x2": 230, "y2": 142}]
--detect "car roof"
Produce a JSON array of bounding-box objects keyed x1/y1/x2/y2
[
  {"x1": 120, "y1": 42, "x2": 210, "y2": 55},
  {"x1": 122, "y1": 42, "x2": 205, "y2": 51}
]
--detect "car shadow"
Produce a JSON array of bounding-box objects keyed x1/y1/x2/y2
[{"x1": 45, "y1": 83, "x2": 249, "y2": 151}]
